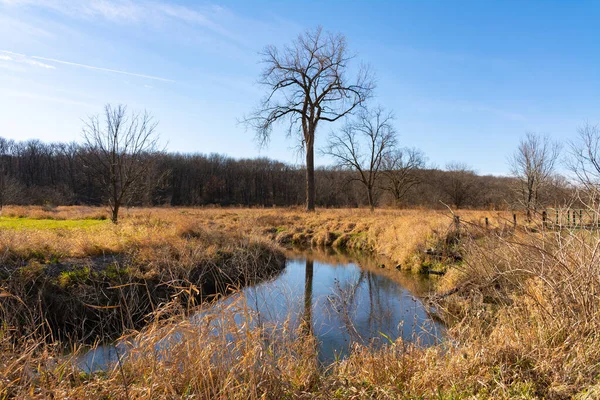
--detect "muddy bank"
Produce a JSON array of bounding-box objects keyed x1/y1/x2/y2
[{"x1": 0, "y1": 240, "x2": 285, "y2": 343}]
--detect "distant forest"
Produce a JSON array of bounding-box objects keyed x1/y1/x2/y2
[{"x1": 0, "y1": 137, "x2": 571, "y2": 210}]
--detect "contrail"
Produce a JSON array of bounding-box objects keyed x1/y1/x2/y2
[
  {"x1": 0, "y1": 50, "x2": 175, "y2": 83},
  {"x1": 31, "y1": 55, "x2": 176, "y2": 83}
]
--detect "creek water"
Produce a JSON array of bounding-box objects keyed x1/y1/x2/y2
[{"x1": 77, "y1": 249, "x2": 444, "y2": 372}]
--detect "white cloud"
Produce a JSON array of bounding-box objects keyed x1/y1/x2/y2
[
  {"x1": 0, "y1": 50, "x2": 55, "y2": 69},
  {"x1": 26, "y1": 58, "x2": 55, "y2": 69},
  {"x1": 1, "y1": 0, "x2": 240, "y2": 45},
  {"x1": 1, "y1": 0, "x2": 302, "y2": 66},
  {"x1": 151, "y1": 2, "x2": 240, "y2": 44},
  {"x1": 0, "y1": 0, "x2": 143, "y2": 22},
  {"x1": 31, "y1": 54, "x2": 175, "y2": 82},
  {"x1": 0, "y1": 50, "x2": 175, "y2": 82}
]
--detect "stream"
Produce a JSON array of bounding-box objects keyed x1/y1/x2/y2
[{"x1": 77, "y1": 249, "x2": 444, "y2": 372}]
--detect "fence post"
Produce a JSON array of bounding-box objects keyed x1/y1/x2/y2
[
  {"x1": 485, "y1": 217, "x2": 489, "y2": 229},
  {"x1": 556, "y1": 209, "x2": 559, "y2": 225},
  {"x1": 513, "y1": 213, "x2": 517, "y2": 228},
  {"x1": 567, "y1": 210, "x2": 570, "y2": 227},
  {"x1": 542, "y1": 211, "x2": 547, "y2": 228}
]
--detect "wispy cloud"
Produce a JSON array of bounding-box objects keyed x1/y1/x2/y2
[
  {"x1": 1, "y1": 0, "x2": 145, "y2": 23},
  {"x1": 0, "y1": 50, "x2": 55, "y2": 69},
  {"x1": 1, "y1": 0, "x2": 301, "y2": 68},
  {"x1": 151, "y1": 2, "x2": 241, "y2": 45},
  {"x1": 31, "y1": 54, "x2": 176, "y2": 82},
  {"x1": 1, "y1": 0, "x2": 242, "y2": 46},
  {"x1": 0, "y1": 50, "x2": 175, "y2": 82}
]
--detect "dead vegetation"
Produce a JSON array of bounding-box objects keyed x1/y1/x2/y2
[
  {"x1": 0, "y1": 207, "x2": 286, "y2": 344},
  {"x1": 1, "y1": 206, "x2": 597, "y2": 399}
]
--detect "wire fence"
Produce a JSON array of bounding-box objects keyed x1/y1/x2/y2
[{"x1": 543, "y1": 208, "x2": 600, "y2": 229}]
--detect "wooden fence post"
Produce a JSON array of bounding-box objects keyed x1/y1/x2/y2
[
  {"x1": 542, "y1": 211, "x2": 547, "y2": 227},
  {"x1": 485, "y1": 217, "x2": 489, "y2": 229},
  {"x1": 513, "y1": 213, "x2": 517, "y2": 228}
]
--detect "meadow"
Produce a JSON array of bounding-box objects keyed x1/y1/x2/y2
[{"x1": 1, "y1": 206, "x2": 598, "y2": 399}]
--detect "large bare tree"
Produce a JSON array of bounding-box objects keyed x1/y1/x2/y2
[
  {"x1": 82, "y1": 104, "x2": 160, "y2": 223},
  {"x1": 381, "y1": 147, "x2": 426, "y2": 206},
  {"x1": 324, "y1": 106, "x2": 396, "y2": 211},
  {"x1": 245, "y1": 26, "x2": 374, "y2": 211},
  {"x1": 509, "y1": 132, "x2": 560, "y2": 219}
]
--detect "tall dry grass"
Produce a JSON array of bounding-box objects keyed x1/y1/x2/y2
[
  {"x1": 0, "y1": 205, "x2": 510, "y2": 270},
  {"x1": 0, "y1": 207, "x2": 286, "y2": 346},
  {"x1": 3, "y1": 206, "x2": 597, "y2": 399}
]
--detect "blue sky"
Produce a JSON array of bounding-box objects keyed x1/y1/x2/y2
[{"x1": 1, "y1": 0, "x2": 598, "y2": 175}]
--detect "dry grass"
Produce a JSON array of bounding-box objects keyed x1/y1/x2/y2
[
  {"x1": 0, "y1": 206, "x2": 286, "y2": 344},
  {"x1": 0, "y1": 205, "x2": 511, "y2": 269},
  {"x1": 2, "y1": 205, "x2": 596, "y2": 399}
]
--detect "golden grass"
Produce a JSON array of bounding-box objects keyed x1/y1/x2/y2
[
  {"x1": 0, "y1": 205, "x2": 511, "y2": 270},
  {"x1": 3, "y1": 205, "x2": 595, "y2": 399}
]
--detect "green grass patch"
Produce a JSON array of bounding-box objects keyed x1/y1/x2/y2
[
  {"x1": 58, "y1": 267, "x2": 94, "y2": 288},
  {"x1": 0, "y1": 217, "x2": 107, "y2": 230}
]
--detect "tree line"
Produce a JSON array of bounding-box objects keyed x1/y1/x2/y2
[{"x1": 0, "y1": 133, "x2": 570, "y2": 214}]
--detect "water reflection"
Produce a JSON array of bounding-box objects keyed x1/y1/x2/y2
[
  {"x1": 303, "y1": 259, "x2": 314, "y2": 336},
  {"x1": 241, "y1": 249, "x2": 443, "y2": 362},
  {"x1": 78, "y1": 249, "x2": 444, "y2": 370}
]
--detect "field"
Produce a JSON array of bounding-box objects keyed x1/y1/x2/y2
[{"x1": 1, "y1": 206, "x2": 598, "y2": 399}]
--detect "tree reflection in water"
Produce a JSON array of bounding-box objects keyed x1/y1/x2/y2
[{"x1": 302, "y1": 258, "x2": 314, "y2": 336}]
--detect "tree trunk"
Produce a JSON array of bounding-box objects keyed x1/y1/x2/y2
[
  {"x1": 526, "y1": 189, "x2": 533, "y2": 221},
  {"x1": 306, "y1": 140, "x2": 315, "y2": 212},
  {"x1": 367, "y1": 187, "x2": 374, "y2": 212},
  {"x1": 302, "y1": 258, "x2": 314, "y2": 336},
  {"x1": 111, "y1": 202, "x2": 120, "y2": 224}
]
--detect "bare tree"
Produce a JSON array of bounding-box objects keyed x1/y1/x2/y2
[
  {"x1": 443, "y1": 162, "x2": 477, "y2": 209},
  {"x1": 568, "y1": 123, "x2": 600, "y2": 206},
  {"x1": 509, "y1": 132, "x2": 561, "y2": 219},
  {"x1": 323, "y1": 106, "x2": 396, "y2": 211},
  {"x1": 81, "y1": 104, "x2": 161, "y2": 223},
  {"x1": 381, "y1": 147, "x2": 426, "y2": 206},
  {"x1": 245, "y1": 26, "x2": 374, "y2": 211}
]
